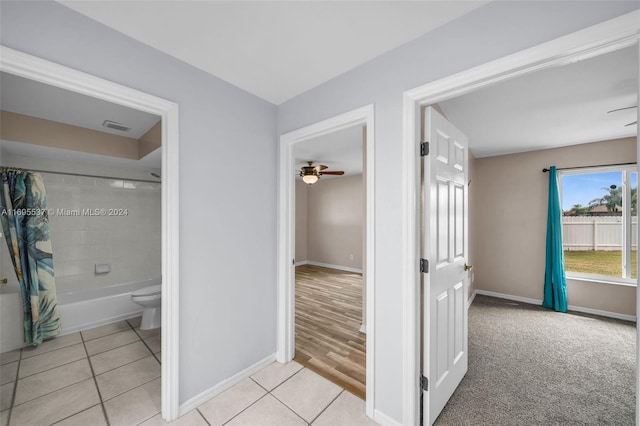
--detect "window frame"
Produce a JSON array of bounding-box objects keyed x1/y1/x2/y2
[{"x1": 558, "y1": 165, "x2": 637, "y2": 286}]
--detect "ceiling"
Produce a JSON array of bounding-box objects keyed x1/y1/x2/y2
[
  {"x1": 294, "y1": 125, "x2": 364, "y2": 181},
  {"x1": 59, "y1": 0, "x2": 489, "y2": 105},
  {"x1": 0, "y1": 72, "x2": 160, "y2": 139},
  {"x1": 439, "y1": 45, "x2": 638, "y2": 158}
]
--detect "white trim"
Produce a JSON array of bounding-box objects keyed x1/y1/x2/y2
[
  {"x1": 402, "y1": 11, "x2": 640, "y2": 426},
  {"x1": 475, "y1": 290, "x2": 637, "y2": 322},
  {"x1": 467, "y1": 290, "x2": 477, "y2": 309},
  {"x1": 359, "y1": 324, "x2": 367, "y2": 334},
  {"x1": 178, "y1": 353, "x2": 276, "y2": 416},
  {"x1": 304, "y1": 260, "x2": 363, "y2": 274},
  {"x1": 566, "y1": 274, "x2": 637, "y2": 288},
  {"x1": 294, "y1": 260, "x2": 309, "y2": 267},
  {"x1": 0, "y1": 45, "x2": 181, "y2": 422},
  {"x1": 277, "y1": 104, "x2": 375, "y2": 418},
  {"x1": 374, "y1": 409, "x2": 404, "y2": 426}
]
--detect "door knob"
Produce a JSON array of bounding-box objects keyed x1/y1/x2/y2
[
  {"x1": 464, "y1": 264, "x2": 473, "y2": 272},
  {"x1": 0, "y1": 278, "x2": 7, "y2": 285}
]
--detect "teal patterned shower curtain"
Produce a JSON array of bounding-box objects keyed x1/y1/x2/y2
[{"x1": 0, "y1": 168, "x2": 60, "y2": 344}]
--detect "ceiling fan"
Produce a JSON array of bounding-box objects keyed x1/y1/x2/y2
[
  {"x1": 607, "y1": 105, "x2": 637, "y2": 127},
  {"x1": 299, "y1": 161, "x2": 344, "y2": 185}
]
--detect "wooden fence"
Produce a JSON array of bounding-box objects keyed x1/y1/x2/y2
[{"x1": 563, "y1": 216, "x2": 638, "y2": 251}]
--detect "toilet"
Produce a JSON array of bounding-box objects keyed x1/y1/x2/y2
[{"x1": 131, "y1": 284, "x2": 162, "y2": 330}]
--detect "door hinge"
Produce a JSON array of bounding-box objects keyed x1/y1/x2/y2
[
  {"x1": 420, "y1": 142, "x2": 429, "y2": 157},
  {"x1": 420, "y1": 375, "x2": 429, "y2": 391},
  {"x1": 420, "y1": 258, "x2": 429, "y2": 273}
]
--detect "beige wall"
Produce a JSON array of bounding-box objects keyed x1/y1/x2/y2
[
  {"x1": 301, "y1": 174, "x2": 363, "y2": 270},
  {"x1": 295, "y1": 180, "x2": 308, "y2": 262},
  {"x1": 473, "y1": 137, "x2": 636, "y2": 316},
  {"x1": 468, "y1": 152, "x2": 478, "y2": 300}
]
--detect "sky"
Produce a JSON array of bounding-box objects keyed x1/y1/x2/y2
[{"x1": 561, "y1": 171, "x2": 637, "y2": 211}]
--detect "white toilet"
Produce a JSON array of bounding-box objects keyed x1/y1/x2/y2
[{"x1": 131, "y1": 284, "x2": 162, "y2": 330}]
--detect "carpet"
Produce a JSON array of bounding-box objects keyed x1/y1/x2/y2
[{"x1": 434, "y1": 295, "x2": 636, "y2": 425}]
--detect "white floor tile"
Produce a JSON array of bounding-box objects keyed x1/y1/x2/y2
[
  {"x1": 0, "y1": 362, "x2": 17, "y2": 386},
  {"x1": 55, "y1": 404, "x2": 107, "y2": 426},
  {"x1": 96, "y1": 355, "x2": 160, "y2": 401},
  {"x1": 10, "y1": 378, "x2": 100, "y2": 425},
  {"x1": 85, "y1": 329, "x2": 139, "y2": 356},
  {"x1": 251, "y1": 361, "x2": 303, "y2": 391},
  {"x1": 104, "y1": 377, "x2": 161, "y2": 426},
  {"x1": 90, "y1": 341, "x2": 152, "y2": 375},
  {"x1": 272, "y1": 368, "x2": 342, "y2": 423},
  {"x1": 140, "y1": 410, "x2": 209, "y2": 426},
  {"x1": 21, "y1": 332, "x2": 82, "y2": 359},
  {"x1": 197, "y1": 378, "x2": 266, "y2": 426},
  {"x1": 226, "y1": 394, "x2": 306, "y2": 426},
  {"x1": 14, "y1": 358, "x2": 92, "y2": 405},
  {"x1": 0, "y1": 383, "x2": 13, "y2": 411},
  {"x1": 0, "y1": 350, "x2": 20, "y2": 366},
  {"x1": 81, "y1": 321, "x2": 131, "y2": 342},
  {"x1": 18, "y1": 344, "x2": 86, "y2": 378},
  {"x1": 312, "y1": 391, "x2": 378, "y2": 426}
]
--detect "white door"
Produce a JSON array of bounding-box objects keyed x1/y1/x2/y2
[{"x1": 422, "y1": 106, "x2": 469, "y2": 425}]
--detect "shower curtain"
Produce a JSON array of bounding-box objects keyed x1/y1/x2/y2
[{"x1": 0, "y1": 168, "x2": 60, "y2": 344}]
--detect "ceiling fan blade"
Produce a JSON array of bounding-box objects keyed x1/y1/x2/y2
[
  {"x1": 314, "y1": 164, "x2": 328, "y2": 172},
  {"x1": 320, "y1": 171, "x2": 345, "y2": 175},
  {"x1": 607, "y1": 106, "x2": 637, "y2": 114},
  {"x1": 624, "y1": 121, "x2": 637, "y2": 127}
]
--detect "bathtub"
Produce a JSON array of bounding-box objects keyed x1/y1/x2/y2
[{"x1": 0, "y1": 278, "x2": 160, "y2": 352}]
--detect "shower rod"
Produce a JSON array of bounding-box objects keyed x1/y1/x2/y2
[{"x1": 0, "y1": 166, "x2": 161, "y2": 184}]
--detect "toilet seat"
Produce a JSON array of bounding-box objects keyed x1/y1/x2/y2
[{"x1": 132, "y1": 284, "x2": 162, "y2": 298}]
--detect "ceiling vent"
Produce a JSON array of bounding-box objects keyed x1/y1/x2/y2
[{"x1": 102, "y1": 120, "x2": 131, "y2": 132}]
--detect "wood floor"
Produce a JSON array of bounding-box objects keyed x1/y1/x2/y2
[{"x1": 294, "y1": 264, "x2": 366, "y2": 399}]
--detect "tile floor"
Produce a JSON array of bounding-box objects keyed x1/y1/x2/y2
[{"x1": 1, "y1": 319, "x2": 377, "y2": 425}]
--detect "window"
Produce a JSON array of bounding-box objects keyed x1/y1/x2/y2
[{"x1": 560, "y1": 167, "x2": 637, "y2": 282}]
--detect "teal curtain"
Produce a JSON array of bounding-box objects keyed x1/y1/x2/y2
[
  {"x1": 542, "y1": 166, "x2": 568, "y2": 313},
  {"x1": 0, "y1": 168, "x2": 60, "y2": 344}
]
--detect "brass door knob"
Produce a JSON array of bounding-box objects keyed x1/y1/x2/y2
[
  {"x1": 0, "y1": 278, "x2": 7, "y2": 284},
  {"x1": 464, "y1": 264, "x2": 473, "y2": 271}
]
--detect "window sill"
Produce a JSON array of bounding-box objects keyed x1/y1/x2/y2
[{"x1": 566, "y1": 274, "x2": 637, "y2": 287}]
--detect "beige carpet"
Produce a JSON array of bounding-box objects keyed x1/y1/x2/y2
[{"x1": 435, "y1": 295, "x2": 636, "y2": 425}]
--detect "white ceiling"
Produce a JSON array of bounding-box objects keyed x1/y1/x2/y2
[
  {"x1": 439, "y1": 45, "x2": 638, "y2": 158},
  {"x1": 1, "y1": 72, "x2": 160, "y2": 139},
  {"x1": 59, "y1": 0, "x2": 489, "y2": 105},
  {"x1": 294, "y1": 125, "x2": 364, "y2": 181}
]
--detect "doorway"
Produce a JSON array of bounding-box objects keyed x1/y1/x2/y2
[
  {"x1": 0, "y1": 46, "x2": 180, "y2": 421},
  {"x1": 277, "y1": 104, "x2": 375, "y2": 417},
  {"x1": 403, "y1": 15, "x2": 640, "y2": 426}
]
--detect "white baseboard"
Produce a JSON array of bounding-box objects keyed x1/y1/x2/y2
[
  {"x1": 178, "y1": 353, "x2": 276, "y2": 416},
  {"x1": 359, "y1": 324, "x2": 366, "y2": 334},
  {"x1": 303, "y1": 260, "x2": 363, "y2": 274},
  {"x1": 467, "y1": 290, "x2": 477, "y2": 309},
  {"x1": 373, "y1": 409, "x2": 402, "y2": 426},
  {"x1": 475, "y1": 290, "x2": 636, "y2": 322},
  {"x1": 294, "y1": 260, "x2": 308, "y2": 267}
]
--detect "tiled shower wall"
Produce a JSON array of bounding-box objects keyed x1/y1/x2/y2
[{"x1": 1, "y1": 155, "x2": 161, "y2": 294}]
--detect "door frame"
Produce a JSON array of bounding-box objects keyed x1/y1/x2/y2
[
  {"x1": 277, "y1": 104, "x2": 375, "y2": 417},
  {"x1": 0, "y1": 46, "x2": 181, "y2": 421},
  {"x1": 401, "y1": 11, "x2": 640, "y2": 426}
]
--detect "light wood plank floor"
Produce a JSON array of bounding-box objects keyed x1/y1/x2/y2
[{"x1": 294, "y1": 264, "x2": 366, "y2": 399}]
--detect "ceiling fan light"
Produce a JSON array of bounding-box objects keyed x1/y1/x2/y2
[{"x1": 303, "y1": 174, "x2": 319, "y2": 185}]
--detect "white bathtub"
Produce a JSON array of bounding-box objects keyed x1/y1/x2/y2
[{"x1": 0, "y1": 278, "x2": 160, "y2": 352}]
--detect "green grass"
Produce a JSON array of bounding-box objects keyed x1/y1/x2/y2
[{"x1": 564, "y1": 250, "x2": 637, "y2": 278}]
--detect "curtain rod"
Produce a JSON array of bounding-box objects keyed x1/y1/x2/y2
[
  {"x1": 542, "y1": 162, "x2": 637, "y2": 173},
  {"x1": 0, "y1": 166, "x2": 161, "y2": 184}
]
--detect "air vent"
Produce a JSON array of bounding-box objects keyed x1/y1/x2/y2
[{"x1": 102, "y1": 120, "x2": 131, "y2": 132}]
